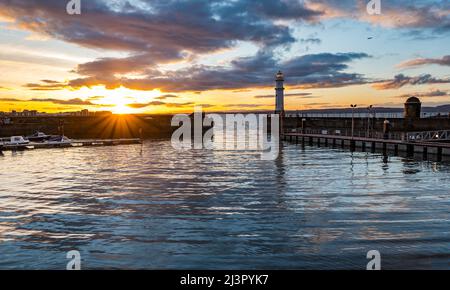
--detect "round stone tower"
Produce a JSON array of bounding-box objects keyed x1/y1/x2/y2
[{"x1": 404, "y1": 96, "x2": 422, "y2": 119}]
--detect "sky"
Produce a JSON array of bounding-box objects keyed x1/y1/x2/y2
[{"x1": 0, "y1": 0, "x2": 449, "y2": 114}]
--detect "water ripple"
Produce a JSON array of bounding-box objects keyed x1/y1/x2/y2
[{"x1": 0, "y1": 140, "x2": 449, "y2": 269}]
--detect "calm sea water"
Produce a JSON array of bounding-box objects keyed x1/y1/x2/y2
[{"x1": 0, "y1": 140, "x2": 449, "y2": 269}]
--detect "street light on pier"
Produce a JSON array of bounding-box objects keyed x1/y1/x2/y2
[
  {"x1": 302, "y1": 118, "x2": 306, "y2": 134},
  {"x1": 350, "y1": 104, "x2": 357, "y2": 138}
]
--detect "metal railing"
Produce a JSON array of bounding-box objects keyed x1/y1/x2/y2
[
  {"x1": 285, "y1": 112, "x2": 450, "y2": 119},
  {"x1": 285, "y1": 128, "x2": 404, "y2": 140},
  {"x1": 287, "y1": 128, "x2": 450, "y2": 142},
  {"x1": 406, "y1": 130, "x2": 450, "y2": 142}
]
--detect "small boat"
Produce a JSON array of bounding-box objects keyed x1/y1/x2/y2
[
  {"x1": 45, "y1": 135, "x2": 72, "y2": 146},
  {"x1": 1, "y1": 136, "x2": 30, "y2": 146},
  {"x1": 26, "y1": 131, "x2": 51, "y2": 142}
]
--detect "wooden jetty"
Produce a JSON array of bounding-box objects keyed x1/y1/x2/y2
[
  {"x1": 283, "y1": 133, "x2": 450, "y2": 161},
  {"x1": 0, "y1": 138, "x2": 142, "y2": 151}
]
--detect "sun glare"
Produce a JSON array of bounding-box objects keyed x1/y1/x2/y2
[{"x1": 75, "y1": 86, "x2": 161, "y2": 114}]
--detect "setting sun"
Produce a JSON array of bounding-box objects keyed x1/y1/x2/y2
[{"x1": 75, "y1": 86, "x2": 162, "y2": 114}]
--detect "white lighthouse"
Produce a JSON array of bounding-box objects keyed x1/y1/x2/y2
[{"x1": 275, "y1": 71, "x2": 285, "y2": 114}]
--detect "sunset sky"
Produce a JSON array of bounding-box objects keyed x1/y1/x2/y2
[{"x1": 0, "y1": 0, "x2": 449, "y2": 114}]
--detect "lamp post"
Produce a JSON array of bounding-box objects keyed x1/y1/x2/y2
[
  {"x1": 350, "y1": 104, "x2": 357, "y2": 138},
  {"x1": 367, "y1": 105, "x2": 373, "y2": 138}
]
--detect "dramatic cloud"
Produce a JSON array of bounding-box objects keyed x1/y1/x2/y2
[
  {"x1": 0, "y1": 0, "x2": 369, "y2": 94},
  {"x1": 3, "y1": 0, "x2": 446, "y2": 60},
  {"x1": 2, "y1": 0, "x2": 448, "y2": 107},
  {"x1": 0, "y1": 0, "x2": 314, "y2": 60},
  {"x1": 373, "y1": 74, "x2": 450, "y2": 90},
  {"x1": 394, "y1": 89, "x2": 449, "y2": 98},
  {"x1": 398, "y1": 55, "x2": 450, "y2": 68},
  {"x1": 306, "y1": 0, "x2": 450, "y2": 33},
  {"x1": 67, "y1": 51, "x2": 370, "y2": 92}
]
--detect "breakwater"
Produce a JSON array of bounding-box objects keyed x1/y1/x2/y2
[
  {"x1": 283, "y1": 116, "x2": 450, "y2": 138},
  {"x1": 2, "y1": 114, "x2": 450, "y2": 141},
  {"x1": 0, "y1": 115, "x2": 175, "y2": 139}
]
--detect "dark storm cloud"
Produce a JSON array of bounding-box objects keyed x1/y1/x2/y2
[{"x1": 373, "y1": 74, "x2": 450, "y2": 90}]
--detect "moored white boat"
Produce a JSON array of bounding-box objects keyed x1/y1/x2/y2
[
  {"x1": 0, "y1": 136, "x2": 30, "y2": 146},
  {"x1": 44, "y1": 135, "x2": 72, "y2": 146}
]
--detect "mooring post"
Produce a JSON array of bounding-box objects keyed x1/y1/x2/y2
[
  {"x1": 406, "y1": 144, "x2": 414, "y2": 157},
  {"x1": 423, "y1": 146, "x2": 428, "y2": 160},
  {"x1": 437, "y1": 147, "x2": 443, "y2": 162}
]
